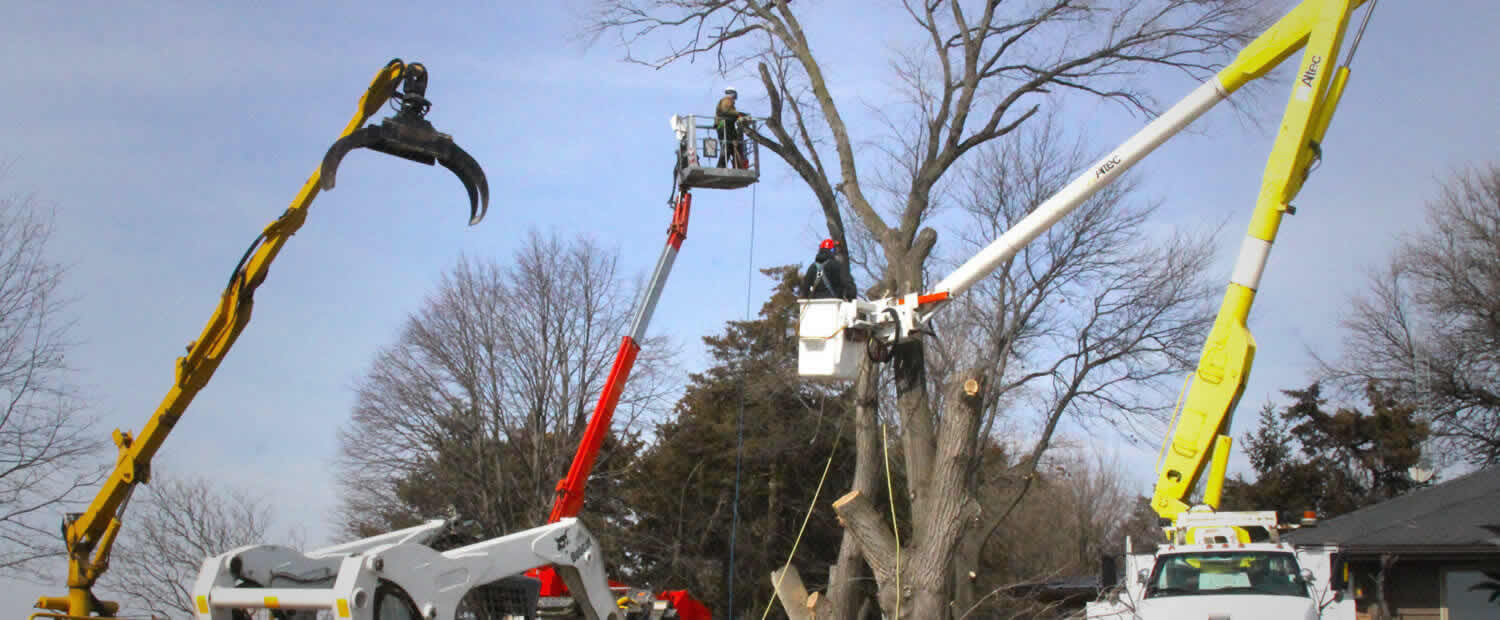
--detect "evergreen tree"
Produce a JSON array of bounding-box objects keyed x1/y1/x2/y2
[
  {"x1": 616, "y1": 266, "x2": 857, "y2": 617},
  {"x1": 1222, "y1": 382, "x2": 1430, "y2": 521}
]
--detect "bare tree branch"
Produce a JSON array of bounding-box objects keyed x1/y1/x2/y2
[
  {"x1": 334, "y1": 231, "x2": 676, "y2": 540},
  {"x1": 102, "y1": 473, "x2": 297, "y2": 620},
  {"x1": 1322, "y1": 163, "x2": 1500, "y2": 466},
  {"x1": 589, "y1": 2, "x2": 1253, "y2": 615},
  {"x1": 0, "y1": 180, "x2": 103, "y2": 576}
]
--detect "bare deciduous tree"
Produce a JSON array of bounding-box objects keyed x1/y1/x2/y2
[
  {"x1": 1324, "y1": 163, "x2": 1500, "y2": 467},
  {"x1": 102, "y1": 474, "x2": 295, "y2": 620},
  {"x1": 0, "y1": 185, "x2": 101, "y2": 574},
  {"x1": 334, "y1": 230, "x2": 674, "y2": 541},
  {"x1": 878, "y1": 116, "x2": 1215, "y2": 614},
  {"x1": 590, "y1": 3, "x2": 1248, "y2": 615},
  {"x1": 963, "y1": 444, "x2": 1159, "y2": 619}
]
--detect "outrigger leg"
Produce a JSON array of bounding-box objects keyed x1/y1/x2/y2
[{"x1": 320, "y1": 60, "x2": 490, "y2": 225}]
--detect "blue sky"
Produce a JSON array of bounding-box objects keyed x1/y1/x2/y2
[{"x1": 4, "y1": 0, "x2": 1499, "y2": 613}]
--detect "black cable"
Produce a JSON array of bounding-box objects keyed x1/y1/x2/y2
[
  {"x1": 227, "y1": 231, "x2": 269, "y2": 293},
  {"x1": 726, "y1": 182, "x2": 757, "y2": 616}
]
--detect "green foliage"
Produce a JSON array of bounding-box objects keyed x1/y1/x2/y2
[
  {"x1": 614, "y1": 266, "x2": 857, "y2": 617},
  {"x1": 379, "y1": 419, "x2": 643, "y2": 549},
  {"x1": 1222, "y1": 382, "x2": 1430, "y2": 521}
]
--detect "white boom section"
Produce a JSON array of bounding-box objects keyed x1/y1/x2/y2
[
  {"x1": 800, "y1": 78, "x2": 1232, "y2": 380},
  {"x1": 932, "y1": 79, "x2": 1227, "y2": 298},
  {"x1": 191, "y1": 518, "x2": 621, "y2": 620},
  {"x1": 630, "y1": 231, "x2": 680, "y2": 341}
]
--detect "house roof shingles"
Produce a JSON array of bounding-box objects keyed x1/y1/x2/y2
[{"x1": 1285, "y1": 467, "x2": 1500, "y2": 551}]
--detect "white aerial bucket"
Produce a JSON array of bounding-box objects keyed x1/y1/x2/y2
[{"x1": 797, "y1": 299, "x2": 864, "y2": 380}]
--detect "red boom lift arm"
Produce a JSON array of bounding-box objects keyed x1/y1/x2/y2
[{"x1": 530, "y1": 189, "x2": 712, "y2": 620}]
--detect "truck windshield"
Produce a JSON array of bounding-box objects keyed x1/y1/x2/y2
[{"x1": 1145, "y1": 551, "x2": 1307, "y2": 598}]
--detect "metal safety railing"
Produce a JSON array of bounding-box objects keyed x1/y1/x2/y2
[{"x1": 671, "y1": 114, "x2": 760, "y2": 190}]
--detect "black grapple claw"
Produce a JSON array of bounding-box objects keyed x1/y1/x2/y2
[{"x1": 319, "y1": 62, "x2": 490, "y2": 226}]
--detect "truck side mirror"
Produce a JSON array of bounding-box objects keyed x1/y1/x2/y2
[
  {"x1": 1100, "y1": 555, "x2": 1118, "y2": 589},
  {"x1": 1136, "y1": 569, "x2": 1151, "y2": 586},
  {"x1": 1300, "y1": 568, "x2": 1316, "y2": 584}
]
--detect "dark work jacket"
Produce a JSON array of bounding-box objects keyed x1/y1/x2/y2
[{"x1": 801, "y1": 248, "x2": 856, "y2": 300}]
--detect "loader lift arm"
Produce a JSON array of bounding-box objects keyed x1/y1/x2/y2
[
  {"x1": 192, "y1": 518, "x2": 624, "y2": 620},
  {"x1": 35, "y1": 59, "x2": 488, "y2": 619}
]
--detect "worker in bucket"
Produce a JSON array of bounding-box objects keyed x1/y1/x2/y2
[
  {"x1": 715, "y1": 86, "x2": 751, "y2": 168},
  {"x1": 801, "y1": 238, "x2": 857, "y2": 301}
]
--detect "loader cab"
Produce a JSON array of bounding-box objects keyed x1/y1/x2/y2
[{"x1": 671, "y1": 114, "x2": 760, "y2": 189}]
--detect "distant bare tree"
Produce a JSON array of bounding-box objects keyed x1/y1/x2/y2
[
  {"x1": 589, "y1": 2, "x2": 1254, "y2": 615},
  {"x1": 964, "y1": 445, "x2": 1160, "y2": 619},
  {"x1": 102, "y1": 474, "x2": 295, "y2": 620},
  {"x1": 1324, "y1": 163, "x2": 1500, "y2": 467},
  {"x1": 0, "y1": 184, "x2": 101, "y2": 574},
  {"x1": 334, "y1": 231, "x2": 674, "y2": 541},
  {"x1": 989, "y1": 446, "x2": 1156, "y2": 575}
]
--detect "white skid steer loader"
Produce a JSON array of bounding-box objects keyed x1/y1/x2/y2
[{"x1": 190, "y1": 518, "x2": 626, "y2": 620}]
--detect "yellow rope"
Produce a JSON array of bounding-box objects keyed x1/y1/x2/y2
[
  {"x1": 883, "y1": 423, "x2": 900, "y2": 619},
  {"x1": 760, "y1": 425, "x2": 841, "y2": 620},
  {"x1": 794, "y1": 312, "x2": 847, "y2": 340}
]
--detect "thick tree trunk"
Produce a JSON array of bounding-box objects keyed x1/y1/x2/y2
[
  {"x1": 886, "y1": 251, "x2": 938, "y2": 520},
  {"x1": 906, "y1": 579, "x2": 948, "y2": 620},
  {"x1": 834, "y1": 373, "x2": 986, "y2": 619},
  {"x1": 893, "y1": 340, "x2": 935, "y2": 506},
  {"x1": 826, "y1": 356, "x2": 882, "y2": 619},
  {"x1": 827, "y1": 534, "x2": 873, "y2": 619}
]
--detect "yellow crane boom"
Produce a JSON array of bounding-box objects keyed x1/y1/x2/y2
[
  {"x1": 34, "y1": 59, "x2": 489, "y2": 619},
  {"x1": 1150, "y1": 0, "x2": 1371, "y2": 525}
]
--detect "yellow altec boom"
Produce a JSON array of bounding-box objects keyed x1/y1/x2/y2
[
  {"x1": 1151, "y1": 0, "x2": 1366, "y2": 524},
  {"x1": 795, "y1": 0, "x2": 1372, "y2": 525}
]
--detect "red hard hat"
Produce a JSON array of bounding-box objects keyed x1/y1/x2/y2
[{"x1": 819, "y1": 238, "x2": 838, "y2": 250}]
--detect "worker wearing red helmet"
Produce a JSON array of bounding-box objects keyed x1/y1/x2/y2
[{"x1": 801, "y1": 238, "x2": 857, "y2": 300}]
